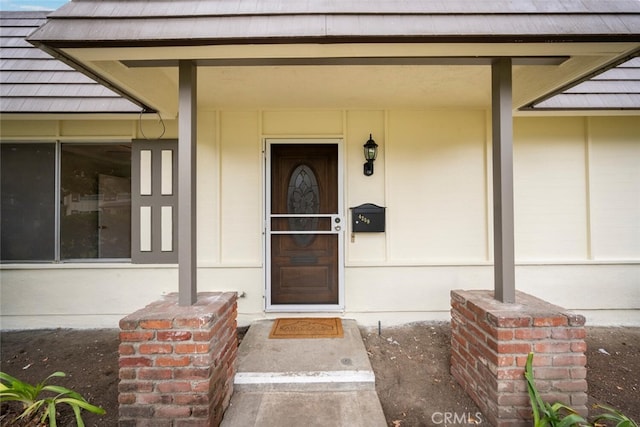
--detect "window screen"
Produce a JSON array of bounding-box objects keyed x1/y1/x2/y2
[{"x1": 1, "y1": 143, "x2": 56, "y2": 261}]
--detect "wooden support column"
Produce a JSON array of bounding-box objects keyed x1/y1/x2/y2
[
  {"x1": 491, "y1": 58, "x2": 516, "y2": 303},
  {"x1": 178, "y1": 60, "x2": 197, "y2": 306}
]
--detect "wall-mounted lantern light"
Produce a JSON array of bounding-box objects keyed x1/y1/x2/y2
[{"x1": 363, "y1": 134, "x2": 378, "y2": 176}]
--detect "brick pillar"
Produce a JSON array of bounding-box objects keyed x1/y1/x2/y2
[
  {"x1": 118, "y1": 292, "x2": 237, "y2": 427},
  {"x1": 451, "y1": 290, "x2": 586, "y2": 427}
]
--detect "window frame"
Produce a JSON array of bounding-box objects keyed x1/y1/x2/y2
[{"x1": 1, "y1": 140, "x2": 134, "y2": 264}]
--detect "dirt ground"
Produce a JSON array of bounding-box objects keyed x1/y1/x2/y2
[
  {"x1": 1, "y1": 323, "x2": 638, "y2": 426},
  {"x1": 363, "y1": 323, "x2": 640, "y2": 427}
]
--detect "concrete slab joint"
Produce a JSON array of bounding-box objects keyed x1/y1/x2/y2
[
  {"x1": 450, "y1": 289, "x2": 587, "y2": 427},
  {"x1": 118, "y1": 292, "x2": 238, "y2": 427}
]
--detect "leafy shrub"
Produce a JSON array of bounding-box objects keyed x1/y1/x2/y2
[
  {"x1": 524, "y1": 353, "x2": 638, "y2": 427},
  {"x1": 0, "y1": 371, "x2": 105, "y2": 427},
  {"x1": 524, "y1": 352, "x2": 589, "y2": 427}
]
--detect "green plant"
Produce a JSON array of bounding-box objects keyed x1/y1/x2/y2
[
  {"x1": 592, "y1": 404, "x2": 638, "y2": 427},
  {"x1": 524, "y1": 353, "x2": 639, "y2": 427},
  {"x1": 0, "y1": 371, "x2": 105, "y2": 427},
  {"x1": 524, "y1": 352, "x2": 590, "y2": 427}
]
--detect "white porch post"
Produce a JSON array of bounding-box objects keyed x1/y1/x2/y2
[
  {"x1": 178, "y1": 60, "x2": 197, "y2": 306},
  {"x1": 491, "y1": 58, "x2": 516, "y2": 303}
]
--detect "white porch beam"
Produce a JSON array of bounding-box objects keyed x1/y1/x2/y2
[
  {"x1": 491, "y1": 58, "x2": 516, "y2": 303},
  {"x1": 178, "y1": 60, "x2": 197, "y2": 306}
]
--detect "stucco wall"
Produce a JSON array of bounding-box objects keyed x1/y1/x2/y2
[{"x1": 1, "y1": 112, "x2": 638, "y2": 329}]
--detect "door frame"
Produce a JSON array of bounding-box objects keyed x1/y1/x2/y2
[{"x1": 264, "y1": 138, "x2": 345, "y2": 312}]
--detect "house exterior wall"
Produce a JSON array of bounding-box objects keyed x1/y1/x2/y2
[{"x1": 1, "y1": 112, "x2": 638, "y2": 329}]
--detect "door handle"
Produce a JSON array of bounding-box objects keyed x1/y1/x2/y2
[{"x1": 332, "y1": 215, "x2": 342, "y2": 232}]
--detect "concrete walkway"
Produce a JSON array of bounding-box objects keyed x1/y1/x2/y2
[{"x1": 220, "y1": 319, "x2": 387, "y2": 427}]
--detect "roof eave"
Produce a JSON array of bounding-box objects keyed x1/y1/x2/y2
[
  {"x1": 26, "y1": 39, "x2": 152, "y2": 113},
  {"x1": 28, "y1": 34, "x2": 640, "y2": 50}
]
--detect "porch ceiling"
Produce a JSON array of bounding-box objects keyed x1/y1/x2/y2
[
  {"x1": 172, "y1": 64, "x2": 492, "y2": 111},
  {"x1": 57, "y1": 42, "x2": 639, "y2": 117}
]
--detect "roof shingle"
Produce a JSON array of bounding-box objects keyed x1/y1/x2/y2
[
  {"x1": 29, "y1": 0, "x2": 640, "y2": 46},
  {"x1": 0, "y1": 11, "x2": 142, "y2": 114}
]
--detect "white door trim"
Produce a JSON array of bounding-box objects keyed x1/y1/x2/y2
[{"x1": 264, "y1": 138, "x2": 345, "y2": 312}]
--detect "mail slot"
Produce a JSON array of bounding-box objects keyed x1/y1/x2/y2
[{"x1": 351, "y1": 203, "x2": 386, "y2": 233}]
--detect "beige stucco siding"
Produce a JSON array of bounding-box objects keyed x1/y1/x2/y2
[
  {"x1": 219, "y1": 111, "x2": 263, "y2": 264},
  {"x1": 589, "y1": 117, "x2": 640, "y2": 260},
  {"x1": 514, "y1": 117, "x2": 589, "y2": 260},
  {"x1": 387, "y1": 110, "x2": 488, "y2": 262},
  {"x1": 1, "y1": 111, "x2": 638, "y2": 329},
  {"x1": 515, "y1": 116, "x2": 640, "y2": 261}
]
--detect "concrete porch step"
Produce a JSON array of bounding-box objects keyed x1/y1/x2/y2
[
  {"x1": 220, "y1": 319, "x2": 387, "y2": 426},
  {"x1": 232, "y1": 319, "x2": 376, "y2": 392},
  {"x1": 221, "y1": 390, "x2": 387, "y2": 427},
  {"x1": 234, "y1": 369, "x2": 376, "y2": 392}
]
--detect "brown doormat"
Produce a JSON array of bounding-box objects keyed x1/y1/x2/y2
[{"x1": 268, "y1": 318, "x2": 344, "y2": 339}]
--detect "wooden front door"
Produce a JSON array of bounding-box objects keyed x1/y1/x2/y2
[{"x1": 267, "y1": 142, "x2": 343, "y2": 307}]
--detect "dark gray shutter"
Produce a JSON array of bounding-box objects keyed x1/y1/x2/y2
[{"x1": 131, "y1": 139, "x2": 178, "y2": 263}]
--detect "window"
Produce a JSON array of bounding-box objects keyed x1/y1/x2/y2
[
  {"x1": 60, "y1": 144, "x2": 132, "y2": 260},
  {"x1": 1, "y1": 143, "x2": 56, "y2": 261},
  {"x1": 1, "y1": 142, "x2": 132, "y2": 262}
]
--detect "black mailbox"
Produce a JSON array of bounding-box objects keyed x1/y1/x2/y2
[{"x1": 351, "y1": 203, "x2": 386, "y2": 232}]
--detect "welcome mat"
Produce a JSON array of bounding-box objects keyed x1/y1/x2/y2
[{"x1": 268, "y1": 318, "x2": 344, "y2": 339}]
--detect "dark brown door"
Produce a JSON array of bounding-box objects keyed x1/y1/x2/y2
[{"x1": 269, "y1": 144, "x2": 340, "y2": 305}]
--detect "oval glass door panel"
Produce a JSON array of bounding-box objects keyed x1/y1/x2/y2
[{"x1": 287, "y1": 164, "x2": 319, "y2": 247}]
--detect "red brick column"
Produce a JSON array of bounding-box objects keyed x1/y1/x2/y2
[
  {"x1": 451, "y1": 290, "x2": 586, "y2": 427},
  {"x1": 118, "y1": 292, "x2": 237, "y2": 427}
]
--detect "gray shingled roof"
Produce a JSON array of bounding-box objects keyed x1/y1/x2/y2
[
  {"x1": 28, "y1": 0, "x2": 640, "y2": 46},
  {"x1": 10, "y1": 2, "x2": 640, "y2": 111},
  {"x1": 528, "y1": 56, "x2": 640, "y2": 110},
  {"x1": 25, "y1": 0, "x2": 640, "y2": 111},
  {"x1": 0, "y1": 12, "x2": 142, "y2": 114}
]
